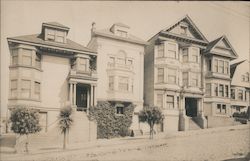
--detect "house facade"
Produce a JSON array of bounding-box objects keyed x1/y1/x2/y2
[
  {"x1": 230, "y1": 60, "x2": 250, "y2": 114},
  {"x1": 7, "y1": 22, "x2": 97, "y2": 133},
  {"x1": 87, "y1": 23, "x2": 148, "y2": 132},
  {"x1": 144, "y1": 15, "x2": 243, "y2": 132}
]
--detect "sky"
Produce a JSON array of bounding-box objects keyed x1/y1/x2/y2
[{"x1": 1, "y1": 1, "x2": 249, "y2": 117}]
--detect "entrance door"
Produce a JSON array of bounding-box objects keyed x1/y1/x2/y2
[
  {"x1": 185, "y1": 98, "x2": 198, "y2": 117},
  {"x1": 76, "y1": 86, "x2": 88, "y2": 110}
]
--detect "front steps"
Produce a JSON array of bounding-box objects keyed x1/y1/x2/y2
[{"x1": 189, "y1": 118, "x2": 202, "y2": 130}]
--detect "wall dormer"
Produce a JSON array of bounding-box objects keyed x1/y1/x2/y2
[
  {"x1": 41, "y1": 22, "x2": 69, "y2": 43},
  {"x1": 110, "y1": 23, "x2": 130, "y2": 38}
]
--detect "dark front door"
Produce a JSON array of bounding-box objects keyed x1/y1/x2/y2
[
  {"x1": 185, "y1": 98, "x2": 198, "y2": 117},
  {"x1": 76, "y1": 86, "x2": 87, "y2": 109}
]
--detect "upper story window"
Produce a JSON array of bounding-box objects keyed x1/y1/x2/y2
[
  {"x1": 166, "y1": 95, "x2": 174, "y2": 109},
  {"x1": 157, "y1": 44, "x2": 164, "y2": 58},
  {"x1": 167, "y1": 43, "x2": 177, "y2": 59},
  {"x1": 182, "y1": 48, "x2": 188, "y2": 62},
  {"x1": 191, "y1": 48, "x2": 199, "y2": 63},
  {"x1": 12, "y1": 49, "x2": 18, "y2": 65},
  {"x1": 219, "y1": 84, "x2": 224, "y2": 97},
  {"x1": 238, "y1": 90, "x2": 243, "y2": 100},
  {"x1": 205, "y1": 83, "x2": 211, "y2": 96},
  {"x1": 213, "y1": 58, "x2": 229, "y2": 75},
  {"x1": 208, "y1": 59, "x2": 212, "y2": 71},
  {"x1": 118, "y1": 76, "x2": 129, "y2": 92},
  {"x1": 46, "y1": 29, "x2": 65, "y2": 43},
  {"x1": 183, "y1": 72, "x2": 188, "y2": 86},
  {"x1": 34, "y1": 82, "x2": 41, "y2": 100},
  {"x1": 35, "y1": 53, "x2": 41, "y2": 69},
  {"x1": 10, "y1": 80, "x2": 18, "y2": 97},
  {"x1": 231, "y1": 89, "x2": 235, "y2": 99},
  {"x1": 157, "y1": 68, "x2": 164, "y2": 83},
  {"x1": 168, "y1": 68, "x2": 177, "y2": 84},
  {"x1": 190, "y1": 72, "x2": 199, "y2": 87},
  {"x1": 79, "y1": 58, "x2": 87, "y2": 71},
  {"x1": 21, "y1": 79, "x2": 31, "y2": 98},
  {"x1": 242, "y1": 72, "x2": 250, "y2": 82},
  {"x1": 109, "y1": 76, "x2": 114, "y2": 91},
  {"x1": 22, "y1": 49, "x2": 32, "y2": 66}
]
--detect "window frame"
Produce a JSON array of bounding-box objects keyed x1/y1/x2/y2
[
  {"x1": 157, "y1": 68, "x2": 164, "y2": 83},
  {"x1": 21, "y1": 79, "x2": 31, "y2": 99},
  {"x1": 166, "y1": 95, "x2": 174, "y2": 109}
]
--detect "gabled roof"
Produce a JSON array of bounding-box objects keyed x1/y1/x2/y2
[
  {"x1": 162, "y1": 15, "x2": 208, "y2": 43},
  {"x1": 92, "y1": 28, "x2": 148, "y2": 46},
  {"x1": 42, "y1": 22, "x2": 70, "y2": 30},
  {"x1": 204, "y1": 35, "x2": 238, "y2": 59},
  {"x1": 8, "y1": 34, "x2": 95, "y2": 54},
  {"x1": 230, "y1": 60, "x2": 246, "y2": 78}
]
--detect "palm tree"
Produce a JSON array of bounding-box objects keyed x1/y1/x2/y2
[{"x1": 58, "y1": 106, "x2": 73, "y2": 149}]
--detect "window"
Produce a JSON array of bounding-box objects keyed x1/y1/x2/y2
[
  {"x1": 109, "y1": 76, "x2": 114, "y2": 91},
  {"x1": 157, "y1": 68, "x2": 164, "y2": 83},
  {"x1": 231, "y1": 89, "x2": 235, "y2": 99},
  {"x1": 78, "y1": 58, "x2": 87, "y2": 71},
  {"x1": 205, "y1": 83, "x2": 211, "y2": 96},
  {"x1": 180, "y1": 26, "x2": 187, "y2": 35},
  {"x1": 21, "y1": 80, "x2": 31, "y2": 98},
  {"x1": 35, "y1": 53, "x2": 41, "y2": 69},
  {"x1": 214, "y1": 59, "x2": 218, "y2": 72},
  {"x1": 167, "y1": 43, "x2": 177, "y2": 59},
  {"x1": 116, "y1": 106, "x2": 124, "y2": 114},
  {"x1": 225, "y1": 85, "x2": 229, "y2": 97},
  {"x1": 242, "y1": 73, "x2": 250, "y2": 82},
  {"x1": 10, "y1": 80, "x2": 18, "y2": 97},
  {"x1": 157, "y1": 44, "x2": 164, "y2": 58},
  {"x1": 12, "y1": 50, "x2": 18, "y2": 65},
  {"x1": 238, "y1": 90, "x2": 243, "y2": 100},
  {"x1": 157, "y1": 94, "x2": 163, "y2": 108},
  {"x1": 168, "y1": 68, "x2": 177, "y2": 84},
  {"x1": 224, "y1": 61, "x2": 229, "y2": 74},
  {"x1": 216, "y1": 104, "x2": 226, "y2": 114},
  {"x1": 218, "y1": 60, "x2": 224, "y2": 73},
  {"x1": 208, "y1": 59, "x2": 212, "y2": 71},
  {"x1": 118, "y1": 76, "x2": 129, "y2": 91},
  {"x1": 191, "y1": 48, "x2": 199, "y2": 63},
  {"x1": 219, "y1": 84, "x2": 224, "y2": 97},
  {"x1": 22, "y1": 49, "x2": 32, "y2": 66},
  {"x1": 246, "y1": 73, "x2": 250, "y2": 82},
  {"x1": 191, "y1": 73, "x2": 199, "y2": 87},
  {"x1": 182, "y1": 48, "x2": 188, "y2": 62},
  {"x1": 55, "y1": 30, "x2": 64, "y2": 43},
  {"x1": 131, "y1": 79, "x2": 134, "y2": 92},
  {"x1": 214, "y1": 84, "x2": 218, "y2": 96},
  {"x1": 166, "y1": 95, "x2": 174, "y2": 109},
  {"x1": 183, "y1": 72, "x2": 188, "y2": 86},
  {"x1": 47, "y1": 29, "x2": 55, "y2": 41},
  {"x1": 34, "y1": 82, "x2": 41, "y2": 99},
  {"x1": 127, "y1": 59, "x2": 133, "y2": 65}
]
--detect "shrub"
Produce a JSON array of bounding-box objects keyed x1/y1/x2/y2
[
  {"x1": 89, "y1": 101, "x2": 135, "y2": 139},
  {"x1": 10, "y1": 106, "x2": 41, "y2": 152}
]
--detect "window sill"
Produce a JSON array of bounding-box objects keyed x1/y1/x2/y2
[{"x1": 9, "y1": 65, "x2": 43, "y2": 72}]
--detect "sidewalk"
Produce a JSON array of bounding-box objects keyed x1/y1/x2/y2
[{"x1": 1, "y1": 124, "x2": 249, "y2": 161}]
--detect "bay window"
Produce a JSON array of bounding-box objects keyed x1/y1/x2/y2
[
  {"x1": 12, "y1": 50, "x2": 18, "y2": 65},
  {"x1": 109, "y1": 76, "x2": 114, "y2": 91},
  {"x1": 157, "y1": 44, "x2": 164, "y2": 58},
  {"x1": 219, "y1": 84, "x2": 224, "y2": 97},
  {"x1": 191, "y1": 48, "x2": 199, "y2": 63},
  {"x1": 167, "y1": 43, "x2": 177, "y2": 59},
  {"x1": 182, "y1": 48, "x2": 188, "y2": 62},
  {"x1": 22, "y1": 49, "x2": 32, "y2": 66},
  {"x1": 218, "y1": 60, "x2": 224, "y2": 73},
  {"x1": 238, "y1": 90, "x2": 243, "y2": 100},
  {"x1": 225, "y1": 85, "x2": 229, "y2": 97},
  {"x1": 183, "y1": 72, "x2": 188, "y2": 86},
  {"x1": 156, "y1": 94, "x2": 163, "y2": 108},
  {"x1": 214, "y1": 84, "x2": 218, "y2": 96},
  {"x1": 10, "y1": 80, "x2": 18, "y2": 97},
  {"x1": 191, "y1": 72, "x2": 199, "y2": 87},
  {"x1": 231, "y1": 89, "x2": 235, "y2": 99},
  {"x1": 34, "y1": 82, "x2": 41, "y2": 100},
  {"x1": 78, "y1": 58, "x2": 88, "y2": 71},
  {"x1": 118, "y1": 76, "x2": 129, "y2": 91},
  {"x1": 205, "y1": 83, "x2": 211, "y2": 96}
]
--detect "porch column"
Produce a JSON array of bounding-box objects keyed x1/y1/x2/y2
[
  {"x1": 87, "y1": 87, "x2": 90, "y2": 115},
  {"x1": 69, "y1": 83, "x2": 73, "y2": 106},
  {"x1": 73, "y1": 83, "x2": 77, "y2": 107},
  {"x1": 90, "y1": 84, "x2": 94, "y2": 106},
  {"x1": 93, "y1": 85, "x2": 97, "y2": 106}
]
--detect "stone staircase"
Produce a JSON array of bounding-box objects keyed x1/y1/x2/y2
[{"x1": 189, "y1": 117, "x2": 202, "y2": 130}]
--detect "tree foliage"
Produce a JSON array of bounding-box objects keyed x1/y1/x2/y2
[
  {"x1": 58, "y1": 106, "x2": 73, "y2": 149},
  {"x1": 89, "y1": 101, "x2": 135, "y2": 139},
  {"x1": 138, "y1": 106, "x2": 164, "y2": 139},
  {"x1": 10, "y1": 106, "x2": 41, "y2": 152}
]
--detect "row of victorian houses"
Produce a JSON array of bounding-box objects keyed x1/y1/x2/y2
[{"x1": 4, "y1": 15, "x2": 250, "y2": 137}]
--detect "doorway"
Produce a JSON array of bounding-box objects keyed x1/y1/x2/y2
[
  {"x1": 185, "y1": 98, "x2": 198, "y2": 117},
  {"x1": 76, "y1": 85, "x2": 88, "y2": 111}
]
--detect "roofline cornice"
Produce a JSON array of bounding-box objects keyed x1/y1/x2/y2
[
  {"x1": 7, "y1": 38, "x2": 97, "y2": 56},
  {"x1": 92, "y1": 30, "x2": 149, "y2": 46},
  {"x1": 204, "y1": 51, "x2": 237, "y2": 60}
]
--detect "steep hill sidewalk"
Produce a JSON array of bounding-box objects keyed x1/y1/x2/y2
[{"x1": 1, "y1": 124, "x2": 249, "y2": 161}]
